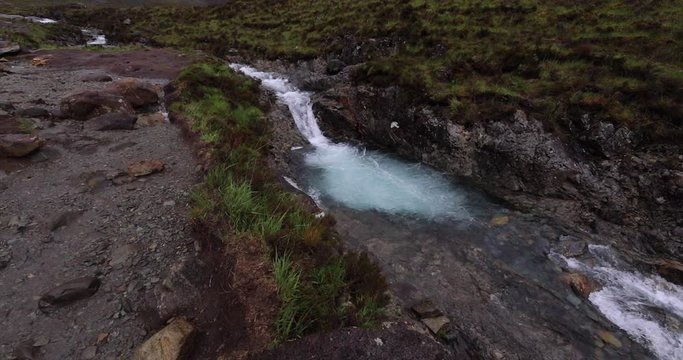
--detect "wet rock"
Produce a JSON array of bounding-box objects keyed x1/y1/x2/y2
[
  {"x1": 560, "y1": 273, "x2": 600, "y2": 298},
  {"x1": 86, "y1": 112, "x2": 137, "y2": 131},
  {"x1": 132, "y1": 317, "x2": 195, "y2": 360},
  {"x1": 597, "y1": 330, "x2": 622, "y2": 349},
  {"x1": 0, "y1": 43, "x2": 21, "y2": 57},
  {"x1": 16, "y1": 107, "x2": 51, "y2": 118},
  {"x1": 128, "y1": 160, "x2": 165, "y2": 177},
  {"x1": 326, "y1": 59, "x2": 346, "y2": 75},
  {"x1": 556, "y1": 235, "x2": 587, "y2": 257},
  {"x1": 411, "y1": 299, "x2": 443, "y2": 319},
  {"x1": 38, "y1": 276, "x2": 101, "y2": 310},
  {"x1": 112, "y1": 78, "x2": 160, "y2": 109},
  {"x1": 422, "y1": 316, "x2": 450, "y2": 335},
  {"x1": 137, "y1": 112, "x2": 166, "y2": 127},
  {"x1": 0, "y1": 134, "x2": 44, "y2": 157},
  {"x1": 490, "y1": 215, "x2": 510, "y2": 226},
  {"x1": 60, "y1": 90, "x2": 134, "y2": 120}
]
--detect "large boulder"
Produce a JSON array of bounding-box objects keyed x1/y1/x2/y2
[
  {"x1": 85, "y1": 112, "x2": 137, "y2": 131},
  {"x1": 132, "y1": 318, "x2": 195, "y2": 360},
  {"x1": 60, "y1": 90, "x2": 133, "y2": 120},
  {"x1": 0, "y1": 134, "x2": 44, "y2": 157},
  {"x1": 111, "y1": 78, "x2": 160, "y2": 109}
]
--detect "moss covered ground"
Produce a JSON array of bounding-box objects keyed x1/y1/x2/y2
[
  {"x1": 170, "y1": 63, "x2": 388, "y2": 341},
  {"x1": 13, "y1": 0, "x2": 674, "y2": 143}
]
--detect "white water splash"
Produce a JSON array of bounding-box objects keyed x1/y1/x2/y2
[
  {"x1": 555, "y1": 245, "x2": 683, "y2": 359},
  {"x1": 82, "y1": 28, "x2": 107, "y2": 46},
  {"x1": 231, "y1": 64, "x2": 468, "y2": 220}
]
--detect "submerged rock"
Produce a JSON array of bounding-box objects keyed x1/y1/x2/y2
[{"x1": 132, "y1": 317, "x2": 195, "y2": 360}]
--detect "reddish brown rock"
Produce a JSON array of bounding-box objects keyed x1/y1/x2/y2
[
  {"x1": 0, "y1": 134, "x2": 44, "y2": 157},
  {"x1": 60, "y1": 90, "x2": 133, "y2": 120},
  {"x1": 128, "y1": 160, "x2": 165, "y2": 177},
  {"x1": 137, "y1": 112, "x2": 166, "y2": 127},
  {"x1": 112, "y1": 78, "x2": 160, "y2": 109},
  {"x1": 560, "y1": 273, "x2": 600, "y2": 298}
]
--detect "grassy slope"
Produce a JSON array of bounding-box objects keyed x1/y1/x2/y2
[
  {"x1": 171, "y1": 63, "x2": 387, "y2": 341},
  {"x1": 48, "y1": 0, "x2": 683, "y2": 143}
]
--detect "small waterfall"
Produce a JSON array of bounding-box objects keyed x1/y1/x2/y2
[
  {"x1": 231, "y1": 64, "x2": 468, "y2": 220},
  {"x1": 553, "y1": 245, "x2": 683, "y2": 359}
]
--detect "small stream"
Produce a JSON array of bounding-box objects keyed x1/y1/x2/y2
[
  {"x1": 0, "y1": 14, "x2": 107, "y2": 46},
  {"x1": 232, "y1": 64, "x2": 683, "y2": 359}
]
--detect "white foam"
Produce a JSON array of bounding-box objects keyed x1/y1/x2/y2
[
  {"x1": 555, "y1": 246, "x2": 683, "y2": 359},
  {"x1": 231, "y1": 64, "x2": 468, "y2": 220}
]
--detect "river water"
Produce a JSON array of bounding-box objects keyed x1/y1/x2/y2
[{"x1": 233, "y1": 65, "x2": 682, "y2": 359}]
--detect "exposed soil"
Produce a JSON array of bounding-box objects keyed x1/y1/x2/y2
[{"x1": 0, "y1": 48, "x2": 241, "y2": 359}]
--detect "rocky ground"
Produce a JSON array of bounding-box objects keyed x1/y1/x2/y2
[{"x1": 0, "y1": 48, "x2": 451, "y2": 360}]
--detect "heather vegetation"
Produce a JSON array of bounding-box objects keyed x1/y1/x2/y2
[
  {"x1": 170, "y1": 62, "x2": 388, "y2": 341},
  {"x1": 33, "y1": 0, "x2": 682, "y2": 143}
]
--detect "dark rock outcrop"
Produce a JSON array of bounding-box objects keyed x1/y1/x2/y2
[
  {"x1": 0, "y1": 43, "x2": 21, "y2": 57},
  {"x1": 311, "y1": 80, "x2": 681, "y2": 261}
]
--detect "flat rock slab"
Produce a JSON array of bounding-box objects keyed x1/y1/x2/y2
[
  {"x1": 133, "y1": 318, "x2": 195, "y2": 360},
  {"x1": 38, "y1": 276, "x2": 101, "y2": 310},
  {"x1": 421, "y1": 316, "x2": 450, "y2": 335},
  {"x1": 127, "y1": 160, "x2": 165, "y2": 177},
  {"x1": 411, "y1": 300, "x2": 443, "y2": 319}
]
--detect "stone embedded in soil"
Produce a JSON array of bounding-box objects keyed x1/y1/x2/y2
[
  {"x1": 110, "y1": 244, "x2": 138, "y2": 266},
  {"x1": 128, "y1": 160, "x2": 165, "y2": 177},
  {"x1": 137, "y1": 112, "x2": 166, "y2": 127},
  {"x1": 86, "y1": 112, "x2": 137, "y2": 131},
  {"x1": 112, "y1": 78, "x2": 160, "y2": 109},
  {"x1": 411, "y1": 299, "x2": 443, "y2": 319},
  {"x1": 132, "y1": 317, "x2": 195, "y2": 360},
  {"x1": 560, "y1": 273, "x2": 600, "y2": 298},
  {"x1": 0, "y1": 134, "x2": 45, "y2": 157},
  {"x1": 81, "y1": 72, "x2": 113, "y2": 83},
  {"x1": 38, "y1": 276, "x2": 101, "y2": 310},
  {"x1": 60, "y1": 90, "x2": 134, "y2": 120},
  {"x1": 16, "y1": 107, "x2": 51, "y2": 118},
  {"x1": 421, "y1": 316, "x2": 450, "y2": 335}
]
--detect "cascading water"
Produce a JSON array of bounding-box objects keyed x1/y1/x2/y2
[
  {"x1": 552, "y1": 246, "x2": 683, "y2": 360},
  {"x1": 232, "y1": 63, "x2": 683, "y2": 359},
  {"x1": 231, "y1": 64, "x2": 468, "y2": 220}
]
